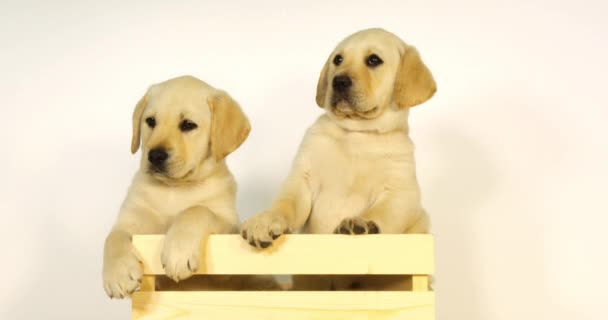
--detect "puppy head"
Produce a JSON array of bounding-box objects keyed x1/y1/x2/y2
[
  {"x1": 131, "y1": 76, "x2": 250, "y2": 182},
  {"x1": 316, "y1": 28, "x2": 436, "y2": 123}
]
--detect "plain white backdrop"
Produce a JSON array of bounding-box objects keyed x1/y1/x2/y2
[{"x1": 1, "y1": 0, "x2": 607, "y2": 319}]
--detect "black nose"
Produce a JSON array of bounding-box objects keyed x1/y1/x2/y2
[
  {"x1": 148, "y1": 148, "x2": 168, "y2": 166},
  {"x1": 332, "y1": 75, "x2": 352, "y2": 91}
]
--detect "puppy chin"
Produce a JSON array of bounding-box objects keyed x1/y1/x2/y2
[
  {"x1": 147, "y1": 166, "x2": 170, "y2": 179},
  {"x1": 333, "y1": 101, "x2": 355, "y2": 115},
  {"x1": 330, "y1": 100, "x2": 380, "y2": 120},
  {"x1": 146, "y1": 165, "x2": 181, "y2": 181}
]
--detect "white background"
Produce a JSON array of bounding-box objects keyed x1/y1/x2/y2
[{"x1": 1, "y1": 0, "x2": 607, "y2": 319}]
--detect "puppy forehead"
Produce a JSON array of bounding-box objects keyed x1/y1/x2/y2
[
  {"x1": 147, "y1": 94, "x2": 211, "y2": 119},
  {"x1": 146, "y1": 76, "x2": 214, "y2": 118},
  {"x1": 335, "y1": 28, "x2": 403, "y2": 56}
]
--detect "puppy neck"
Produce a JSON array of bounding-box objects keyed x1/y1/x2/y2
[
  {"x1": 325, "y1": 103, "x2": 410, "y2": 134},
  {"x1": 181, "y1": 157, "x2": 228, "y2": 184}
]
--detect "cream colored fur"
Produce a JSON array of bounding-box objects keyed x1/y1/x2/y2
[
  {"x1": 102, "y1": 76, "x2": 255, "y2": 298},
  {"x1": 241, "y1": 28, "x2": 436, "y2": 289}
]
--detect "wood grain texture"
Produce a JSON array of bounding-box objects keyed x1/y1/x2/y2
[
  {"x1": 132, "y1": 234, "x2": 434, "y2": 275},
  {"x1": 132, "y1": 291, "x2": 435, "y2": 320}
]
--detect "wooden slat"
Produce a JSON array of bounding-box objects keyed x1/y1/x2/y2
[
  {"x1": 133, "y1": 234, "x2": 434, "y2": 275},
  {"x1": 132, "y1": 291, "x2": 435, "y2": 320},
  {"x1": 412, "y1": 275, "x2": 428, "y2": 291},
  {"x1": 140, "y1": 275, "x2": 155, "y2": 291}
]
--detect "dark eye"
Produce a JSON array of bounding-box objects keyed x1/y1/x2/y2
[
  {"x1": 333, "y1": 54, "x2": 343, "y2": 66},
  {"x1": 366, "y1": 54, "x2": 383, "y2": 67},
  {"x1": 145, "y1": 117, "x2": 156, "y2": 128},
  {"x1": 179, "y1": 119, "x2": 198, "y2": 132}
]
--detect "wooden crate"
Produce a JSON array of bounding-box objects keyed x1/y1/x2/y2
[{"x1": 132, "y1": 234, "x2": 435, "y2": 319}]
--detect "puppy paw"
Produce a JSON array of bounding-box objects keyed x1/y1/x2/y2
[
  {"x1": 241, "y1": 211, "x2": 289, "y2": 249},
  {"x1": 103, "y1": 249, "x2": 142, "y2": 299},
  {"x1": 161, "y1": 228, "x2": 202, "y2": 282},
  {"x1": 334, "y1": 217, "x2": 380, "y2": 235}
]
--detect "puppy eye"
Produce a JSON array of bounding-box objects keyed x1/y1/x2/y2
[
  {"x1": 145, "y1": 117, "x2": 156, "y2": 128},
  {"x1": 179, "y1": 119, "x2": 198, "y2": 132},
  {"x1": 333, "y1": 54, "x2": 343, "y2": 66},
  {"x1": 366, "y1": 54, "x2": 383, "y2": 67}
]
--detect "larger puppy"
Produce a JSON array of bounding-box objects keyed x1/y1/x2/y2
[
  {"x1": 241, "y1": 29, "x2": 436, "y2": 288},
  {"x1": 103, "y1": 76, "x2": 251, "y2": 298}
]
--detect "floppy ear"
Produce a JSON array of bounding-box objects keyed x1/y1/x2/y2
[
  {"x1": 130, "y1": 94, "x2": 147, "y2": 154},
  {"x1": 207, "y1": 92, "x2": 251, "y2": 161},
  {"x1": 315, "y1": 57, "x2": 331, "y2": 108},
  {"x1": 393, "y1": 45, "x2": 437, "y2": 109}
]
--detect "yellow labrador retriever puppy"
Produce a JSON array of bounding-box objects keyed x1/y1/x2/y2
[
  {"x1": 241, "y1": 28, "x2": 436, "y2": 289},
  {"x1": 103, "y1": 76, "x2": 252, "y2": 298}
]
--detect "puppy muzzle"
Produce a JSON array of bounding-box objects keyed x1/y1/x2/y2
[{"x1": 148, "y1": 148, "x2": 168, "y2": 173}]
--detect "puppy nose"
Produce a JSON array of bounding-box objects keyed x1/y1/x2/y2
[
  {"x1": 332, "y1": 75, "x2": 352, "y2": 91},
  {"x1": 148, "y1": 148, "x2": 168, "y2": 166}
]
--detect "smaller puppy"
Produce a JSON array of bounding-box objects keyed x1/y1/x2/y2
[{"x1": 103, "y1": 76, "x2": 251, "y2": 298}]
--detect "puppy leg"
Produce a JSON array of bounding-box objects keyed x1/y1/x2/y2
[
  {"x1": 241, "y1": 171, "x2": 312, "y2": 248},
  {"x1": 404, "y1": 209, "x2": 431, "y2": 234},
  {"x1": 333, "y1": 216, "x2": 380, "y2": 235},
  {"x1": 162, "y1": 206, "x2": 233, "y2": 282},
  {"x1": 335, "y1": 194, "x2": 426, "y2": 234},
  {"x1": 103, "y1": 230, "x2": 142, "y2": 298},
  {"x1": 103, "y1": 208, "x2": 163, "y2": 299}
]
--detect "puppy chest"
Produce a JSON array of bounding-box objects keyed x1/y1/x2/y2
[
  {"x1": 304, "y1": 135, "x2": 415, "y2": 233},
  {"x1": 307, "y1": 136, "x2": 407, "y2": 194},
  {"x1": 140, "y1": 188, "x2": 211, "y2": 218},
  {"x1": 306, "y1": 158, "x2": 392, "y2": 233}
]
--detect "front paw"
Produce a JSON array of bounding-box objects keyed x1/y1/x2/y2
[
  {"x1": 103, "y1": 250, "x2": 142, "y2": 299},
  {"x1": 161, "y1": 229, "x2": 203, "y2": 282},
  {"x1": 241, "y1": 211, "x2": 289, "y2": 249},
  {"x1": 334, "y1": 217, "x2": 380, "y2": 235}
]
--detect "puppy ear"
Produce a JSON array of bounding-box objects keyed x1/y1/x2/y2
[
  {"x1": 207, "y1": 92, "x2": 251, "y2": 161},
  {"x1": 130, "y1": 94, "x2": 147, "y2": 154},
  {"x1": 315, "y1": 57, "x2": 331, "y2": 108},
  {"x1": 393, "y1": 45, "x2": 437, "y2": 109}
]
